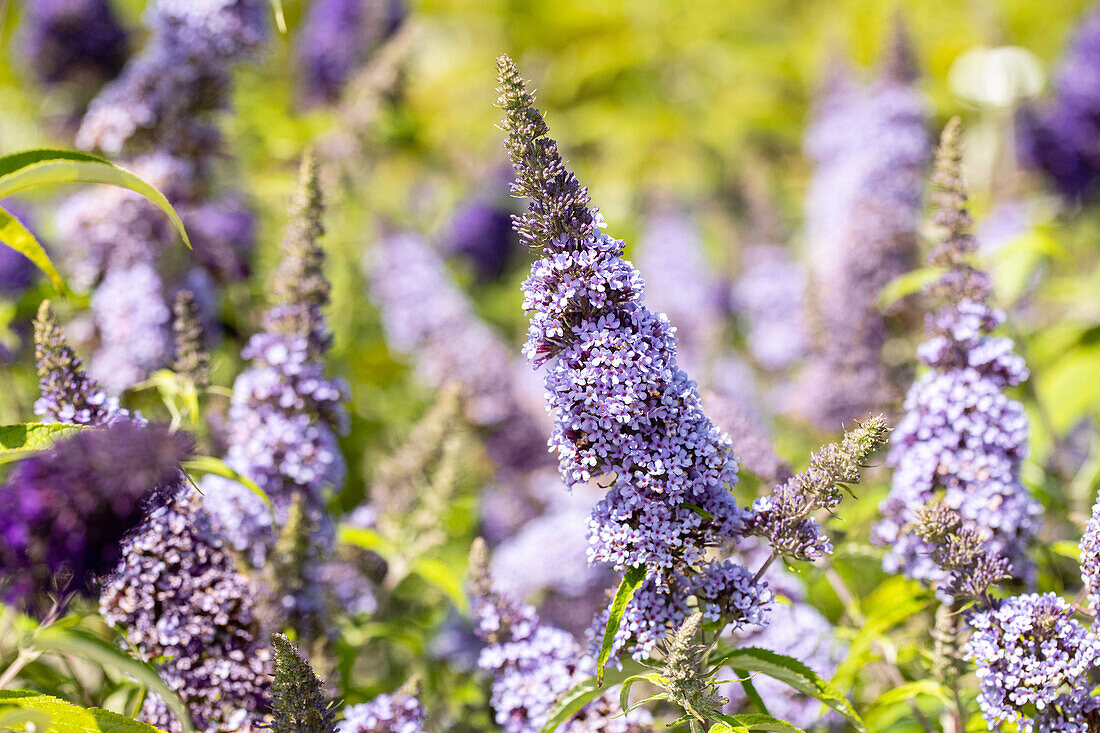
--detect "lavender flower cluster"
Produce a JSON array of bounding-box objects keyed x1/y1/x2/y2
[
  {"x1": 469, "y1": 540, "x2": 652, "y2": 732},
  {"x1": 59, "y1": 0, "x2": 265, "y2": 390},
  {"x1": 101, "y1": 490, "x2": 272, "y2": 732},
  {"x1": 1019, "y1": 3, "x2": 1100, "y2": 199},
  {"x1": 202, "y1": 155, "x2": 348, "y2": 640},
  {"x1": 732, "y1": 244, "x2": 808, "y2": 371},
  {"x1": 795, "y1": 27, "x2": 930, "y2": 428},
  {"x1": 873, "y1": 119, "x2": 1041, "y2": 588},
  {"x1": 339, "y1": 694, "x2": 426, "y2": 733}
]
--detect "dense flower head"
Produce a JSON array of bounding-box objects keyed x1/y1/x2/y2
[
  {"x1": 202, "y1": 155, "x2": 346, "y2": 641},
  {"x1": 911, "y1": 501, "x2": 1011, "y2": 601},
  {"x1": 499, "y1": 56, "x2": 751, "y2": 588},
  {"x1": 181, "y1": 196, "x2": 257, "y2": 282},
  {"x1": 745, "y1": 416, "x2": 890, "y2": 562},
  {"x1": 21, "y1": 0, "x2": 129, "y2": 86},
  {"x1": 338, "y1": 693, "x2": 426, "y2": 733},
  {"x1": 1080, "y1": 497, "x2": 1100, "y2": 616},
  {"x1": 0, "y1": 421, "x2": 190, "y2": 609},
  {"x1": 445, "y1": 199, "x2": 518, "y2": 281},
  {"x1": 794, "y1": 30, "x2": 930, "y2": 428},
  {"x1": 732, "y1": 244, "x2": 808, "y2": 371},
  {"x1": 90, "y1": 261, "x2": 173, "y2": 391},
  {"x1": 1018, "y1": 3, "x2": 1100, "y2": 199},
  {"x1": 595, "y1": 560, "x2": 772, "y2": 662},
  {"x1": 874, "y1": 120, "x2": 1040, "y2": 586},
  {"x1": 468, "y1": 539, "x2": 652, "y2": 732},
  {"x1": 172, "y1": 289, "x2": 211, "y2": 387},
  {"x1": 100, "y1": 489, "x2": 272, "y2": 732},
  {"x1": 965, "y1": 593, "x2": 1100, "y2": 732},
  {"x1": 297, "y1": 0, "x2": 406, "y2": 105},
  {"x1": 33, "y1": 300, "x2": 132, "y2": 425},
  {"x1": 270, "y1": 633, "x2": 336, "y2": 733}
]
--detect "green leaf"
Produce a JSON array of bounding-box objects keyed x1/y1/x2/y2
[
  {"x1": 868, "y1": 679, "x2": 950, "y2": 710},
  {"x1": 618, "y1": 671, "x2": 666, "y2": 713},
  {"x1": 0, "y1": 690, "x2": 163, "y2": 732},
  {"x1": 0, "y1": 705, "x2": 51, "y2": 731},
  {"x1": 0, "y1": 205, "x2": 66, "y2": 295},
  {"x1": 595, "y1": 564, "x2": 646, "y2": 686},
  {"x1": 710, "y1": 646, "x2": 866, "y2": 733},
  {"x1": 537, "y1": 660, "x2": 645, "y2": 733},
  {"x1": 0, "y1": 148, "x2": 191, "y2": 255},
  {"x1": 709, "y1": 713, "x2": 805, "y2": 732},
  {"x1": 183, "y1": 456, "x2": 274, "y2": 519},
  {"x1": 411, "y1": 556, "x2": 469, "y2": 614},
  {"x1": 0, "y1": 423, "x2": 90, "y2": 465},
  {"x1": 33, "y1": 626, "x2": 195, "y2": 732},
  {"x1": 877, "y1": 266, "x2": 946, "y2": 309},
  {"x1": 734, "y1": 667, "x2": 770, "y2": 716},
  {"x1": 269, "y1": 0, "x2": 287, "y2": 32}
]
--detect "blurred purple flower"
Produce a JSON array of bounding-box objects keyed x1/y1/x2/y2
[
  {"x1": 444, "y1": 199, "x2": 517, "y2": 281},
  {"x1": 0, "y1": 422, "x2": 190, "y2": 610},
  {"x1": 21, "y1": 0, "x2": 129, "y2": 86},
  {"x1": 338, "y1": 693, "x2": 426, "y2": 733}
]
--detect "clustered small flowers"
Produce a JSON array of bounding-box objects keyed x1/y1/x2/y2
[
  {"x1": 202, "y1": 153, "x2": 348, "y2": 637},
  {"x1": 468, "y1": 539, "x2": 652, "y2": 732},
  {"x1": 100, "y1": 490, "x2": 272, "y2": 732},
  {"x1": 20, "y1": 0, "x2": 129, "y2": 88},
  {"x1": 873, "y1": 119, "x2": 1041, "y2": 586},
  {"x1": 745, "y1": 415, "x2": 890, "y2": 562},
  {"x1": 338, "y1": 692, "x2": 427, "y2": 733},
  {"x1": 794, "y1": 22, "x2": 930, "y2": 428}
]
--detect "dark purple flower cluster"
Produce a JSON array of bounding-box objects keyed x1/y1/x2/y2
[
  {"x1": 338, "y1": 693, "x2": 426, "y2": 733},
  {"x1": 965, "y1": 593, "x2": 1100, "y2": 733},
  {"x1": 469, "y1": 540, "x2": 652, "y2": 732},
  {"x1": 1018, "y1": 4, "x2": 1100, "y2": 199},
  {"x1": 101, "y1": 489, "x2": 272, "y2": 733},
  {"x1": 0, "y1": 421, "x2": 189, "y2": 609},
  {"x1": 202, "y1": 156, "x2": 347, "y2": 637},
  {"x1": 873, "y1": 120, "x2": 1040, "y2": 587},
  {"x1": 445, "y1": 199, "x2": 518, "y2": 282},
  {"x1": 794, "y1": 29, "x2": 930, "y2": 428},
  {"x1": 498, "y1": 57, "x2": 751, "y2": 595},
  {"x1": 21, "y1": 0, "x2": 129, "y2": 87},
  {"x1": 910, "y1": 501, "x2": 1011, "y2": 601},
  {"x1": 297, "y1": 0, "x2": 406, "y2": 105}
]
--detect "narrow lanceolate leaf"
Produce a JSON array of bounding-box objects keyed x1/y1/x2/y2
[
  {"x1": 709, "y1": 713, "x2": 805, "y2": 732},
  {"x1": 735, "y1": 668, "x2": 770, "y2": 716},
  {"x1": 877, "y1": 266, "x2": 947, "y2": 309},
  {"x1": 0, "y1": 148, "x2": 191, "y2": 248},
  {"x1": 0, "y1": 422, "x2": 90, "y2": 465},
  {"x1": 269, "y1": 0, "x2": 287, "y2": 32},
  {"x1": 183, "y1": 456, "x2": 274, "y2": 518},
  {"x1": 0, "y1": 690, "x2": 162, "y2": 732},
  {"x1": 709, "y1": 646, "x2": 867, "y2": 733},
  {"x1": 537, "y1": 660, "x2": 645, "y2": 733},
  {"x1": 33, "y1": 626, "x2": 195, "y2": 732},
  {"x1": 0, "y1": 206, "x2": 66, "y2": 294},
  {"x1": 596, "y1": 564, "x2": 647, "y2": 686}
]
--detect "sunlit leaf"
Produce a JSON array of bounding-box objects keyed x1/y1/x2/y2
[
  {"x1": 0, "y1": 205, "x2": 65, "y2": 294},
  {"x1": 596, "y1": 564, "x2": 646, "y2": 685},
  {"x1": 0, "y1": 690, "x2": 162, "y2": 732},
  {"x1": 0, "y1": 423, "x2": 90, "y2": 465},
  {"x1": 709, "y1": 712, "x2": 805, "y2": 732},
  {"x1": 538, "y1": 660, "x2": 645, "y2": 733}
]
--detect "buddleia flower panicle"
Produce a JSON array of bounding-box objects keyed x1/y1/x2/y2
[
  {"x1": 296, "y1": 0, "x2": 406, "y2": 105},
  {"x1": 338, "y1": 690, "x2": 427, "y2": 733},
  {"x1": 201, "y1": 153, "x2": 348, "y2": 639},
  {"x1": 173, "y1": 289, "x2": 211, "y2": 388},
  {"x1": 732, "y1": 243, "x2": 808, "y2": 372},
  {"x1": 101, "y1": 488, "x2": 272, "y2": 733},
  {"x1": 1019, "y1": 3, "x2": 1100, "y2": 200},
  {"x1": 1080, "y1": 497, "x2": 1100, "y2": 617},
  {"x1": 965, "y1": 592, "x2": 1100, "y2": 733},
  {"x1": 445, "y1": 197, "x2": 518, "y2": 281},
  {"x1": 270, "y1": 633, "x2": 337, "y2": 733},
  {"x1": 0, "y1": 422, "x2": 190, "y2": 612},
  {"x1": 911, "y1": 501, "x2": 1010, "y2": 602},
  {"x1": 33, "y1": 300, "x2": 133, "y2": 426},
  {"x1": 873, "y1": 119, "x2": 1041, "y2": 587},
  {"x1": 467, "y1": 538, "x2": 653, "y2": 733},
  {"x1": 21, "y1": 0, "x2": 129, "y2": 88},
  {"x1": 744, "y1": 415, "x2": 890, "y2": 563},
  {"x1": 794, "y1": 22, "x2": 930, "y2": 428}
]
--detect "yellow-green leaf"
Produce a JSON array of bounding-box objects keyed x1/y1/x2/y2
[
  {"x1": 0, "y1": 423, "x2": 90, "y2": 465},
  {"x1": 596, "y1": 564, "x2": 646, "y2": 686},
  {"x1": 0, "y1": 690, "x2": 162, "y2": 732},
  {"x1": 0, "y1": 205, "x2": 65, "y2": 295},
  {"x1": 183, "y1": 456, "x2": 273, "y2": 518}
]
